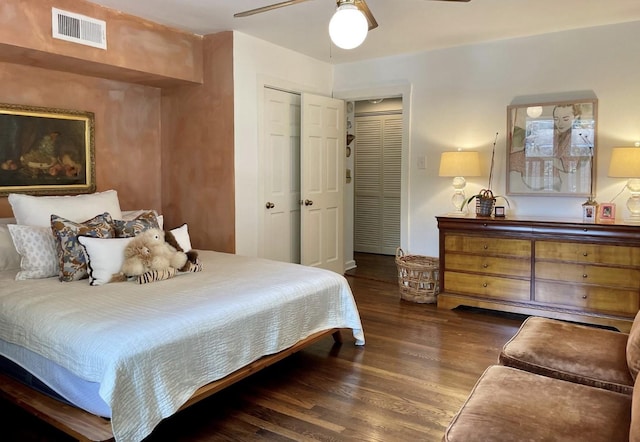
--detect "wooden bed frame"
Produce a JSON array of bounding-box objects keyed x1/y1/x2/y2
[{"x1": 1, "y1": 328, "x2": 342, "y2": 442}]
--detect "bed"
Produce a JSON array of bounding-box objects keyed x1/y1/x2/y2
[{"x1": 0, "y1": 193, "x2": 365, "y2": 442}]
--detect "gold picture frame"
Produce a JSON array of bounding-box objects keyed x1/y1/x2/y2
[
  {"x1": 0, "y1": 103, "x2": 95, "y2": 196},
  {"x1": 507, "y1": 98, "x2": 597, "y2": 197}
]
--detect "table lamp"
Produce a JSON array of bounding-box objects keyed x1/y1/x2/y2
[
  {"x1": 439, "y1": 151, "x2": 481, "y2": 215},
  {"x1": 608, "y1": 146, "x2": 640, "y2": 221}
]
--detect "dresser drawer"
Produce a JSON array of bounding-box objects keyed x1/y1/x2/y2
[
  {"x1": 536, "y1": 262, "x2": 640, "y2": 290},
  {"x1": 445, "y1": 235, "x2": 531, "y2": 257},
  {"x1": 444, "y1": 272, "x2": 530, "y2": 301},
  {"x1": 535, "y1": 281, "x2": 640, "y2": 316},
  {"x1": 536, "y1": 241, "x2": 640, "y2": 266},
  {"x1": 445, "y1": 253, "x2": 530, "y2": 277}
]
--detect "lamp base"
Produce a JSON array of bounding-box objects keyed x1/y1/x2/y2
[
  {"x1": 447, "y1": 178, "x2": 468, "y2": 216},
  {"x1": 626, "y1": 190, "x2": 640, "y2": 220}
]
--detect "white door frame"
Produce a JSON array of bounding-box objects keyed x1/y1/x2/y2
[
  {"x1": 256, "y1": 77, "x2": 411, "y2": 269},
  {"x1": 333, "y1": 83, "x2": 412, "y2": 260}
]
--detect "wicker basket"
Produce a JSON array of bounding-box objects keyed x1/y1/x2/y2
[
  {"x1": 475, "y1": 189, "x2": 496, "y2": 217},
  {"x1": 395, "y1": 247, "x2": 440, "y2": 303}
]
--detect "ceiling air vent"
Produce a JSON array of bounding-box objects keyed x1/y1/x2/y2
[{"x1": 52, "y1": 7, "x2": 106, "y2": 50}]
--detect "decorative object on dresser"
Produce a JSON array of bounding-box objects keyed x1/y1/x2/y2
[
  {"x1": 438, "y1": 150, "x2": 481, "y2": 216},
  {"x1": 0, "y1": 103, "x2": 95, "y2": 196},
  {"x1": 597, "y1": 202, "x2": 616, "y2": 224},
  {"x1": 463, "y1": 188, "x2": 511, "y2": 218},
  {"x1": 608, "y1": 145, "x2": 640, "y2": 222},
  {"x1": 461, "y1": 132, "x2": 510, "y2": 217},
  {"x1": 582, "y1": 199, "x2": 597, "y2": 223},
  {"x1": 436, "y1": 215, "x2": 640, "y2": 332},
  {"x1": 507, "y1": 98, "x2": 597, "y2": 197}
]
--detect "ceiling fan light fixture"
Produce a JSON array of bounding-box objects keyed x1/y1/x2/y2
[{"x1": 329, "y1": 3, "x2": 368, "y2": 50}]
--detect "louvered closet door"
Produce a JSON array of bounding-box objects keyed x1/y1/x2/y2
[{"x1": 354, "y1": 114, "x2": 401, "y2": 255}]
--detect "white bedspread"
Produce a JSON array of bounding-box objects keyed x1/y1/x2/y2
[{"x1": 0, "y1": 251, "x2": 365, "y2": 442}]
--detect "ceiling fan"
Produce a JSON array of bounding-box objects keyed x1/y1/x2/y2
[{"x1": 235, "y1": 0, "x2": 471, "y2": 49}]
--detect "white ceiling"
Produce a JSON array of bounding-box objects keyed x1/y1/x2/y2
[{"x1": 86, "y1": 0, "x2": 640, "y2": 64}]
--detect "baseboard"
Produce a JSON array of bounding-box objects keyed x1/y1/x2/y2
[{"x1": 344, "y1": 260, "x2": 356, "y2": 271}]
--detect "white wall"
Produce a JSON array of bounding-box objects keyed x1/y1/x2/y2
[
  {"x1": 233, "y1": 31, "x2": 334, "y2": 257},
  {"x1": 333, "y1": 21, "x2": 640, "y2": 257}
]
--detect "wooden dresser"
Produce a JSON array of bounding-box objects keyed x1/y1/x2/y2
[{"x1": 436, "y1": 215, "x2": 640, "y2": 331}]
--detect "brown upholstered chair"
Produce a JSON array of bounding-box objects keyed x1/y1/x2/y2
[
  {"x1": 443, "y1": 365, "x2": 634, "y2": 442},
  {"x1": 499, "y1": 315, "x2": 635, "y2": 395},
  {"x1": 444, "y1": 313, "x2": 640, "y2": 441}
]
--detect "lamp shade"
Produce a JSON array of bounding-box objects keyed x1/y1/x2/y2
[
  {"x1": 439, "y1": 151, "x2": 482, "y2": 177},
  {"x1": 329, "y1": 3, "x2": 368, "y2": 49},
  {"x1": 608, "y1": 147, "x2": 640, "y2": 177}
]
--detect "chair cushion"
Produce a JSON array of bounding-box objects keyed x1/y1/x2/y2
[
  {"x1": 444, "y1": 365, "x2": 631, "y2": 442},
  {"x1": 631, "y1": 374, "x2": 640, "y2": 442},
  {"x1": 499, "y1": 316, "x2": 633, "y2": 395},
  {"x1": 626, "y1": 310, "x2": 640, "y2": 381}
]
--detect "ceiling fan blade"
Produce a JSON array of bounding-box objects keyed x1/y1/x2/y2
[
  {"x1": 234, "y1": 0, "x2": 312, "y2": 18},
  {"x1": 354, "y1": 0, "x2": 378, "y2": 31}
]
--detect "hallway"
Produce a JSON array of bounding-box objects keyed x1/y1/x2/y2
[{"x1": 344, "y1": 252, "x2": 397, "y2": 285}]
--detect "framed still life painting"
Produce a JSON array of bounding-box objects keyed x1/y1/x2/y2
[{"x1": 0, "y1": 103, "x2": 95, "y2": 196}]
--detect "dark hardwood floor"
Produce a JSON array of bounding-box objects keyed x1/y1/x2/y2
[
  {"x1": 344, "y1": 252, "x2": 398, "y2": 284},
  {"x1": 4, "y1": 253, "x2": 525, "y2": 441}
]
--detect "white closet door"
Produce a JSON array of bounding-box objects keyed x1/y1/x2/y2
[
  {"x1": 261, "y1": 88, "x2": 301, "y2": 263},
  {"x1": 354, "y1": 114, "x2": 402, "y2": 255},
  {"x1": 300, "y1": 93, "x2": 345, "y2": 273}
]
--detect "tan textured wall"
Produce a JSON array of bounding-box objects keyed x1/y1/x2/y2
[
  {"x1": 161, "y1": 32, "x2": 235, "y2": 252},
  {"x1": 0, "y1": 62, "x2": 163, "y2": 217},
  {"x1": 0, "y1": 0, "x2": 202, "y2": 86},
  {"x1": 0, "y1": 1, "x2": 235, "y2": 251}
]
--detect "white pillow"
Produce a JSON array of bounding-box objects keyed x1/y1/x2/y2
[
  {"x1": 0, "y1": 225, "x2": 21, "y2": 271},
  {"x1": 8, "y1": 190, "x2": 122, "y2": 227},
  {"x1": 7, "y1": 224, "x2": 58, "y2": 280},
  {"x1": 170, "y1": 224, "x2": 192, "y2": 251},
  {"x1": 78, "y1": 236, "x2": 134, "y2": 286}
]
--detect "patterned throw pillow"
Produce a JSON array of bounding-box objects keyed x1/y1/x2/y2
[
  {"x1": 113, "y1": 211, "x2": 159, "y2": 238},
  {"x1": 7, "y1": 224, "x2": 58, "y2": 280},
  {"x1": 51, "y1": 213, "x2": 115, "y2": 282}
]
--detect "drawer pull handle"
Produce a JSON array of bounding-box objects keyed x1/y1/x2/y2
[
  {"x1": 483, "y1": 223, "x2": 488, "y2": 227},
  {"x1": 483, "y1": 245, "x2": 488, "y2": 250},
  {"x1": 583, "y1": 252, "x2": 588, "y2": 257},
  {"x1": 482, "y1": 283, "x2": 488, "y2": 288},
  {"x1": 582, "y1": 295, "x2": 588, "y2": 299},
  {"x1": 582, "y1": 274, "x2": 588, "y2": 278},
  {"x1": 483, "y1": 264, "x2": 489, "y2": 268},
  {"x1": 583, "y1": 228, "x2": 588, "y2": 232}
]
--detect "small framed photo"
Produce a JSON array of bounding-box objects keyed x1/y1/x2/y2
[
  {"x1": 494, "y1": 206, "x2": 505, "y2": 217},
  {"x1": 597, "y1": 203, "x2": 616, "y2": 223},
  {"x1": 582, "y1": 203, "x2": 597, "y2": 223}
]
